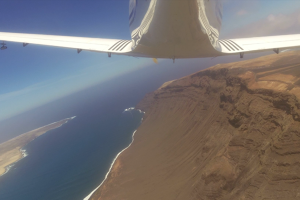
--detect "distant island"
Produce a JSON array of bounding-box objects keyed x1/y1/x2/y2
[
  {"x1": 87, "y1": 51, "x2": 300, "y2": 200},
  {"x1": 0, "y1": 116, "x2": 76, "y2": 176}
]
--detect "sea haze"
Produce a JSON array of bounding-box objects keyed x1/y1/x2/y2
[{"x1": 0, "y1": 58, "x2": 232, "y2": 200}]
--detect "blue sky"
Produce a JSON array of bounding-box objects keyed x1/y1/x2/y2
[
  {"x1": 1, "y1": 0, "x2": 300, "y2": 121},
  {"x1": 222, "y1": 0, "x2": 300, "y2": 37}
]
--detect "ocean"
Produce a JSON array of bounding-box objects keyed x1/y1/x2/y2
[
  {"x1": 0, "y1": 59, "x2": 213, "y2": 200},
  {"x1": 0, "y1": 99, "x2": 143, "y2": 199}
]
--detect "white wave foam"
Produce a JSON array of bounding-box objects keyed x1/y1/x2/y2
[
  {"x1": 136, "y1": 109, "x2": 145, "y2": 114},
  {"x1": 1, "y1": 148, "x2": 28, "y2": 177},
  {"x1": 64, "y1": 116, "x2": 77, "y2": 124},
  {"x1": 20, "y1": 148, "x2": 28, "y2": 158},
  {"x1": 123, "y1": 107, "x2": 145, "y2": 115},
  {"x1": 83, "y1": 130, "x2": 138, "y2": 200},
  {"x1": 123, "y1": 107, "x2": 135, "y2": 113},
  {"x1": 2, "y1": 164, "x2": 15, "y2": 176},
  {"x1": 35, "y1": 116, "x2": 77, "y2": 130},
  {"x1": 83, "y1": 109, "x2": 146, "y2": 199},
  {"x1": 0, "y1": 117, "x2": 76, "y2": 177}
]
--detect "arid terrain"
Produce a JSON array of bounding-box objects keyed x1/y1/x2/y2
[
  {"x1": 90, "y1": 51, "x2": 300, "y2": 200},
  {"x1": 0, "y1": 117, "x2": 74, "y2": 176}
]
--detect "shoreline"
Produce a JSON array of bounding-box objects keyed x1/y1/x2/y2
[
  {"x1": 81, "y1": 51, "x2": 300, "y2": 200},
  {"x1": 83, "y1": 129, "x2": 137, "y2": 200},
  {"x1": 0, "y1": 116, "x2": 76, "y2": 177},
  {"x1": 0, "y1": 148, "x2": 28, "y2": 177},
  {"x1": 83, "y1": 108, "x2": 144, "y2": 200}
]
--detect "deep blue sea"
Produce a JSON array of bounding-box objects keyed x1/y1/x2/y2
[
  {"x1": 0, "y1": 99, "x2": 143, "y2": 200},
  {"x1": 0, "y1": 58, "x2": 223, "y2": 200}
]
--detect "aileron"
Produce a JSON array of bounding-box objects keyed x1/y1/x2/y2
[{"x1": 224, "y1": 35, "x2": 300, "y2": 54}]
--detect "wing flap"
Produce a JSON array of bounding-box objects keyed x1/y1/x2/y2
[{"x1": 0, "y1": 32, "x2": 132, "y2": 53}]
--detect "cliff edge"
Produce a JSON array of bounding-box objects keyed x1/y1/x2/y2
[{"x1": 90, "y1": 51, "x2": 300, "y2": 200}]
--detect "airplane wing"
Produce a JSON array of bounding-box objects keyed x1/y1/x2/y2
[
  {"x1": 218, "y1": 34, "x2": 300, "y2": 55},
  {"x1": 0, "y1": 32, "x2": 132, "y2": 54},
  {"x1": 2, "y1": 32, "x2": 299, "y2": 58}
]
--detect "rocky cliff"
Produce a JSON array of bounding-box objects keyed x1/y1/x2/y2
[{"x1": 90, "y1": 51, "x2": 300, "y2": 200}]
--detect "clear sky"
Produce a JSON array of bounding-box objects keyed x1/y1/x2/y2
[{"x1": 1, "y1": 0, "x2": 300, "y2": 122}]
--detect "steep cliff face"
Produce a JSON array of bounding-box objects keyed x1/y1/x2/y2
[{"x1": 90, "y1": 51, "x2": 300, "y2": 200}]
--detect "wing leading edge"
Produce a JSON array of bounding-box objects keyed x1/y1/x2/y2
[
  {"x1": 2, "y1": 32, "x2": 300, "y2": 58},
  {"x1": 0, "y1": 32, "x2": 132, "y2": 54}
]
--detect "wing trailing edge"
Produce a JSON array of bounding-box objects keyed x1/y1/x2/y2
[{"x1": 218, "y1": 34, "x2": 300, "y2": 55}]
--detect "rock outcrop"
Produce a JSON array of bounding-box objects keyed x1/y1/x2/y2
[{"x1": 90, "y1": 51, "x2": 300, "y2": 200}]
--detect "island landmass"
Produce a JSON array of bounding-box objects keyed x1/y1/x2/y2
[
  {"x1": 0, "y1": 116, "x2": 76, "y2": 176},
  {"x1": 87, "y1": 51, "x2": 300, "y2": 200}
]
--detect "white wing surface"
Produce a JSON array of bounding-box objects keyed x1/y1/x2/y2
[
  {"x1": 218, "y1": 34, "x2": 300, "y2": 54},
  {"x1": 0, "y1": 32, "x2": 132, "y2": 54}
]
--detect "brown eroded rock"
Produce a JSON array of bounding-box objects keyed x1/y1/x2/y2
[{"x1": 90, "y1": 51, "x2": 300, "y2": 200}]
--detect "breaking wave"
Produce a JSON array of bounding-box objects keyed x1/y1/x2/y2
[
  {"x1": 123, "y1": 107, "x2": 145, "y2": 114},
  {"x1": 83, "y1": 130, "x2": 138, "y2": 200},
  {"x1": 1, "y1": 148, "x2": 28, "y2": 177},
  {"x1": 0, "y1": 116, "x2": 76, "y2": 178},
  {"x1": 84, "y1": 108, "x2": 145, "y2": 200}
]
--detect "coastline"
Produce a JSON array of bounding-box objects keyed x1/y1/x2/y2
[
  {"x1": 81, "y1": 51, "x2": 300, "y2": 200},
  {"x1": 83, "y1": 108, "x2": 145, "y2": 200},
  {"x1": 0, "y1": 148, "x2": 28, "y2": 177},
  {"x1": 83, "y1": 129, "x2": 137, "y2": 200},
  {"x1": 0, "y1": 116, "x2": 76, "y2": 177}
]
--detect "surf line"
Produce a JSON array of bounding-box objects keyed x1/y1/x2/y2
[
  {"x1": 83, "y1": 129, "x2": 138, "y2": 200},
  {"x1": 0, "y1": 116, "x2": 76, "y2": 178},
  {"x1": 0, "y1": 148, "x2": 28, "y2": 177}
]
